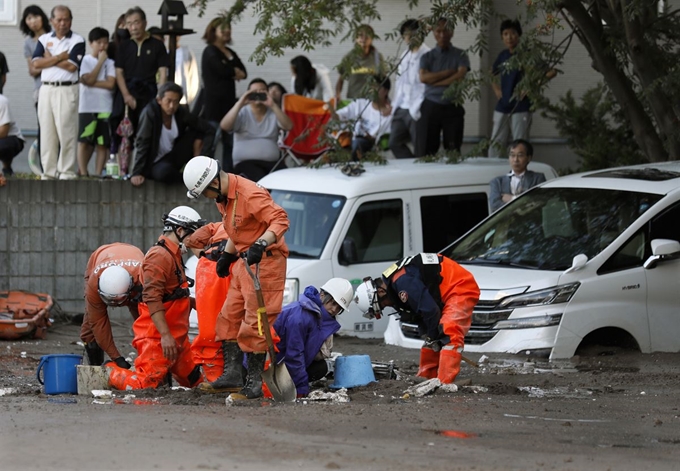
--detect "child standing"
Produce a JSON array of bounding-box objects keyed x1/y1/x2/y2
[{"x1": 78, "y1": 27, "x2": 116, "y2": 176}]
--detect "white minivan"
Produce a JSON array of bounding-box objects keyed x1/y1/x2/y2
[
  {"x1": 386, "y1": 161, "x2": 680, "y2": 360},
  {"x1": 259, "y1": 158, "x2": 558, "y2": 338}
]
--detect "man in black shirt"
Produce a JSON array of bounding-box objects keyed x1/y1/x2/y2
[{"x1": 115, "y1": 7, "x2": 169, "y2": 139}]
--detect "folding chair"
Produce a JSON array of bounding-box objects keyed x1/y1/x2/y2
[{"x1": 275, "y1": 94, "x2": 334, "y2": 169}]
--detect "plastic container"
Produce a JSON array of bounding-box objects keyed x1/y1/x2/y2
[
  {"x1": 330, "y1": 354, "x2": 376, "y2": 389},
  {"x1": 36, "y1": 354, "x2": 82, "y2": 395}
]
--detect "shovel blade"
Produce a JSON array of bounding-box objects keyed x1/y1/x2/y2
[{"x1": 262, "y1": 362, "x2": 297, "y2": 402}]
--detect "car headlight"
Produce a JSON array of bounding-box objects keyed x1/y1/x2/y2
[
  {"x1": 283, "y1": 278, "x2": 299, "y2": 306},
  {"x1": 493, "y1": 314, "x2": 562, "y2": 330},
  {"x1": 498, "y1": 282, "x2": 580, "y2": 309}
]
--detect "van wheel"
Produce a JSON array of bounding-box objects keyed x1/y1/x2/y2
[{"x1": 575, "y1": 327, "x2": 640, "y2": 357}]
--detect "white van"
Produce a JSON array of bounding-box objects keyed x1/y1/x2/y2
[
  {"x1": 259, "y1": 158, "x2": 558, "y2": 338},
  {"x1": 386, "y1": 161, "x2": 680, "y2": 360}
]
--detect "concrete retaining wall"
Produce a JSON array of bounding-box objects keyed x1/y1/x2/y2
[{"x1": 0, "y1": 180, "x2": 218, "y2": 313}]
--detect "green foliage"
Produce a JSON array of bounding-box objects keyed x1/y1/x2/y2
[
  {"x1": 541, "y1": 83, "x2": 646, "y2": 171},
  {"x1": 187, "y1": 0, "x2": 680, "y2": 164}
]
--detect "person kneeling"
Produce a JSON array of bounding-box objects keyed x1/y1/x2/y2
[
  {"x1": 273, "y1": 278, "x2": 354, "y2": 397},
  {"x1": 107, "y1": 206, "x2": 206, "y2": 390},
  {"x1": 130, "y1": 82, "x2": 213, "y2": 186}
]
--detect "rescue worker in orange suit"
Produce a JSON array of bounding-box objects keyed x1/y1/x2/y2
[
  {"x1": 108, "y1": 206, "x2": 206, "y2": 390},
  {"x1": 81, "y1": 243, "x2": 144, "y2": 368},
  {"x1": 354, "y1": 253, "x2": 480, "y2": 384},
  {"x1": 183, "y1": 156, "x2": 289, "y2": 400},
  {"x1": 184, "y1": 222, "x2": 231, "y2": 381}
]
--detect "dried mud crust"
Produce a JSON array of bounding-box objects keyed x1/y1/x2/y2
[{"x1": 3, "y1": 320, "x2": 680, "y2": 404}]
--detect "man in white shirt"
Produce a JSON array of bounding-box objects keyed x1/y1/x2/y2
[
  {"x1": 488, "y1": 139, "x2": 546, "y2": 212},
  {"x1": 77, "y1": 27, "x2": 116, "y2": 177},
  {"x1": 31, "y1": 5, "x2": 85, "y2": 180},
  {"x1": 0, "y1": 94, "x2": 25, "y2": 177},
  {"x1": 389, "y1": 19, "x2": 430, "y2": 159},
  {"x1": 334, "y1": 76, "x2": 392, "y2": 161}
]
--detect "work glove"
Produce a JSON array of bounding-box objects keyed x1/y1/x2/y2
[
  {"x1": 113, "y1": 356, "x2": 132, "y2": 369},
  {"x1": 246, "y1": 240, "x2": 267, "y2": 266},
  {"x1": 216, "y1": 252, "x2": 239, "y2": 278}
]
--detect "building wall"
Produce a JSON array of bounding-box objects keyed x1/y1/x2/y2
[
  {"x1": 0, "y1": 179, "x2": 219, "y2": 312},
  {"x1": 1, "y1": 0, "x2": 599, "y2": 157}
]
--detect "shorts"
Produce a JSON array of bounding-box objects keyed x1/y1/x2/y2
[{"x1": 78, "y1": 112, "x2": 112, "y2": 147}]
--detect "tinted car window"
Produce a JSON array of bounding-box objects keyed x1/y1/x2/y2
[
  {"x1": 444, "y1": 188, "x2": 662, "y2": 271},
  {"x1": 420, "y1": 193, "x2": 488, "y2": 253},
  {"x1": 343, "y1": 199, "x2": 403, "y2": 264}
]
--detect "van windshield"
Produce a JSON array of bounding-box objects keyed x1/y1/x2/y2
[
  {"x1": 444, "y1": 188, "x2": 661, "y2": 270},
  {"x1": 270, "y1": 190, "x2": 346, "y2": 258}
]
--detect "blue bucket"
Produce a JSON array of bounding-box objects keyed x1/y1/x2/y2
[
  {"x1": 330, "y1": 355, "x2": 376, "y2": 389},
  {"x1": 36, "y1": 354, "x2": 82, "y2": 395}
]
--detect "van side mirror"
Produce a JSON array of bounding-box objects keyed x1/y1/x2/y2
[
  {"x1": 563, "y1": 253, "x2": 588, "y2": 274},
  {"x1": 643, "y1": 239, "x2": 680, "y2": 269},
  {"x1": 339, "y1": 238, "x2": 359, "y2": 266}
]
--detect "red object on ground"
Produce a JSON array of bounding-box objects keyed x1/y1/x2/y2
[{"x1": 0, "y1": 290, "x2": 54, "y2": 340}]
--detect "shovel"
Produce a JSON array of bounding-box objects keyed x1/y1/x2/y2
[{"x1": 242, "y1": 258, "x2": 297, "y2": 402}]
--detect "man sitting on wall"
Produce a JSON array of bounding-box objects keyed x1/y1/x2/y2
[{"x1": 130, "y1": 82, "x2": 213, "y2": 186}]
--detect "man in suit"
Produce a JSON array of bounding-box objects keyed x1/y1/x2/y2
[{"x1": 489, "y1": 139, "x2": 546, "y2": 212}]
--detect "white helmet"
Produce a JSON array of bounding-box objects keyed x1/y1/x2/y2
[
  {"x1": 98, "y1": 266, "x2": 133, "y2": 306},
  {"x1": 320, "y1": 278, "x2": 354, "y2": 312},
  {"x1": 183, "y1": 156, "x2": 220, "y2": 199},
  {"x1": 354, "y1": 278, "x2": 383, "y2": 320},
  {"x1": 163, "y1": 206, "x2": 205, "y2": 233}
]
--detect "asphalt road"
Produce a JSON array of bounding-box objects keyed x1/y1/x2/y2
[{"x1": 1, "y1": 321, "x2": 679, "y2": 471}]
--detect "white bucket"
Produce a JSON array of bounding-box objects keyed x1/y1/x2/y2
[{"x1": 76, "y1": 365, "x2": 109, "y2": 395}]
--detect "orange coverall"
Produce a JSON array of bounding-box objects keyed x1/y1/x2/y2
[
  {"x1": 184, "y1": 223, "x2": 231, "y2": 381},
  {"x1": 214, "y1": 173, "x2": 289, "y2": 353},
  {"x1": 80, "y1": 243, "x2": 144, "y2": 361},
  {"x1": 385, "y1": 254, "x2": 480, "y2": 383},
  {"x1": 108, "y1": 236, "x2": 201, "y2": 390}
]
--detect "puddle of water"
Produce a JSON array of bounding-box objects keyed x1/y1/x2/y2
[
  {"x1": 504, "y1": 413, "x2": 609, "y2": 423},
  {"x1": 436, "y1": 430, "x2": 478, "y2": 439},
  {"x1": 517, "y1": 386, "x2": 593, "y2": 399}
]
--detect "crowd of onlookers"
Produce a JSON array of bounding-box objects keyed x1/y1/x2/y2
[{"x1": 0, "y1": 5, "x2": 555, "y2": 184}]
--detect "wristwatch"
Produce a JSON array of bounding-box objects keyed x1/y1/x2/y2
[{"x1": 257, "y1": 239, "x2": 268, "y2": 248}]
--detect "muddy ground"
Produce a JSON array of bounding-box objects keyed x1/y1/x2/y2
[{"x1": 1, "y1": 318, "x2": 680, "y2": 471}]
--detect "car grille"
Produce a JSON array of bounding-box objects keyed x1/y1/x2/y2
[{"x1": 399, "y1": 299, "x2": 514, "y2": 345}]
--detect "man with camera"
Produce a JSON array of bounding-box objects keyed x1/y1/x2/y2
[{"x1": 220, "y1": 78, "x2": 293, "y2": 181}]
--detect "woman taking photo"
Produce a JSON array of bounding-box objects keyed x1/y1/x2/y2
[{"x1": 201, "y1": 18, "x2": 247, "y2": 172}]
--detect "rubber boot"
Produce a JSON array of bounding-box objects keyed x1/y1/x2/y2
[
  {"x1": 199, "y1": 341, "x2": 243, "y2": 393},
  {"x1": 230, "y1": 352, "x2": 266, "y2": 400},
  {"x1": 416, "y1": 347, "x2": 440, "y2": 379},
  {"x1": 84, "y1": 341, "x2": 105, "y2": 366},
  {"x1": 437, "y1": 346, "x2": 462, "y2": 384}
]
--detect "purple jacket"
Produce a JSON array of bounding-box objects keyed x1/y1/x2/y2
[{"x1": 273, "y1": 286, "x2": 340, "y2": 395}]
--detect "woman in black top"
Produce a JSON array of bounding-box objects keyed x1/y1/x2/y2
[{"x1": 201, "y1": 18, "x2": 247, "y2": 172}]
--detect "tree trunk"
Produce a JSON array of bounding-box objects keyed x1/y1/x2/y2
[
  {"x1": 560, "y1": 0, "x2": 668, "y2": 162},
  {"x1": 619, "y1": 3, "x2": 680, "y2": 158}
]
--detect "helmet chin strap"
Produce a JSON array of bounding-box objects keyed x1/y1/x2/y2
[{"x1": 205, "y1": 175, "x2": 225, "y2": 203}]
